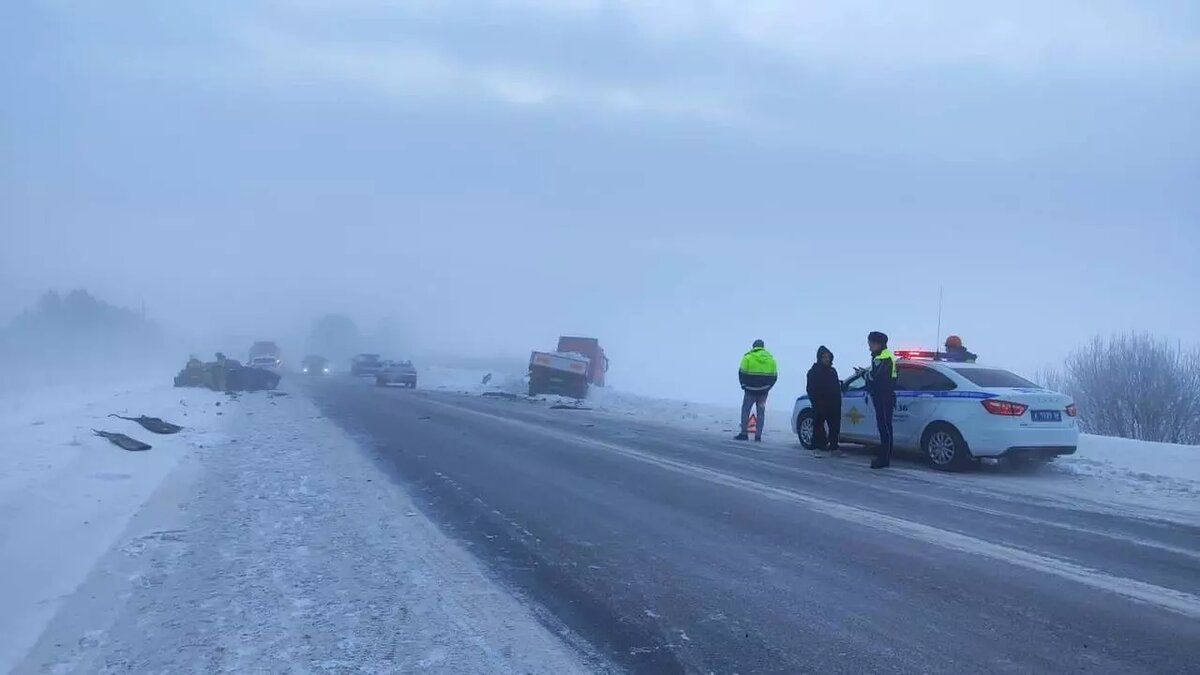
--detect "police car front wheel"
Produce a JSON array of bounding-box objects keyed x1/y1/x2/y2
[
  {"x1": 796, "y1": 410, "x2": 817, "y2": 450},
  {"x1": 923, "y1": 423, "x2": 973, "y2": 472}
]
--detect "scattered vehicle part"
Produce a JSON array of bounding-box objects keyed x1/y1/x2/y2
[
  {"x1": 93, "y1": 430, "x2": 152, "y2": 451},
  {"x1": 107, "y1": 414, "x2": 183, "y2": 434}
]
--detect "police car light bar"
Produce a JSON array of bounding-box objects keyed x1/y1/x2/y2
[{"x1": 895, "y1": 349, "x2": 938, "y2": 361}]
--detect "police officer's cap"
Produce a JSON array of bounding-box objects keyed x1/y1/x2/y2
[{"x1": 867, "y1": 331, "x2": 888, "y2": 345}]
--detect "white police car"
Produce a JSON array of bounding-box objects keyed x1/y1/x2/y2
[{"x1": 791, "y1": 350, "x2": 1079, "y2": 471}]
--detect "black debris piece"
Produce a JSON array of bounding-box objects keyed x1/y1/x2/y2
[
  {"x1": 481, "y1": 392, "x2": 520, "y2": 400},
  {"x1": 93, "y1": 430, "x2": 152, "y2": 451},
  {"x1": 108, "y1": 414, "x2": 184, "y2": 435},
  {"x1": 550, "y1": 404, "x2": 592, "y2": 411}
]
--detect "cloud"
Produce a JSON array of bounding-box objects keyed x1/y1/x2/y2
[
  {"x1": 497, "y1": 0, "x2": 1200, "y2": 75},
  {"x1": 237, "y1": 27, "x2": 743, "y2": 124}
]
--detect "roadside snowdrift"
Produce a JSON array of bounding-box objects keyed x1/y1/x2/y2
[
  {"x1": 1060, "y1": 435, "x2": 1199, "y2": 496},
  {"x1": 0, "y1": 382, "x2": 226, "y2": 672},
  {"x1": 5, "y1": 378, "x2": 598, "y2": 674}
]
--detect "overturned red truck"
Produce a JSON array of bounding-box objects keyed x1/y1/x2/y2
[{"x1": 528, "y1": 336, "x2": 609, "y2": 399}]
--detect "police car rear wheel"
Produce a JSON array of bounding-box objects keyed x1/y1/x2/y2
[
  {"x1": 797, "y1": 410, "x2": 817, "y2": 450},
  {"x1": 924, "y1": 424, "x2": 972, "y2": 472}
]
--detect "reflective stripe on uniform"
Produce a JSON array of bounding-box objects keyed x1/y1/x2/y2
[{"x1": 875, "y1": 348, "x2": 898, "y2": 379}]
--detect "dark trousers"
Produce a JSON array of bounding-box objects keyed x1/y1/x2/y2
[
  {"x1": 740, "y1": 391, "x2": 768, "y2": 438},
  {"x1": 813, "y1": 405, "x2": 841, "y2": 449},
  {"x1": 873, "y1": 394, "x2": 895, "y2": 463}
]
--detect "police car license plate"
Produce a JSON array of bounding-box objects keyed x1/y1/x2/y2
[{"x1": 1031, "y1": 410, "x2": 1061, "y2": 423}]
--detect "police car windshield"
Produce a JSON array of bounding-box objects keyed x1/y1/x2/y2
[{"x1": 955, "y1": 368, "x2": 1037, "y2": 388}]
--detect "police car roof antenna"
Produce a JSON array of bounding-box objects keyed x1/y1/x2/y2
[{"x1": 934, "y1": 284, "x2": 944, "y2": 358}]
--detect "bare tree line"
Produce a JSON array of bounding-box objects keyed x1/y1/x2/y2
[{"x1": 1036, "y1": 333, "x2": 1200, "y2": 445}]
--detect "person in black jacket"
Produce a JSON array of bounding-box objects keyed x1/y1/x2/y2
[{"x1": 806, "y1": 345, "x2": 843, "y2": 456}]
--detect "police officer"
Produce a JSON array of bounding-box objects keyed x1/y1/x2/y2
[
  {"x1": 735, "y1": 339, "x2": 778, "y2": 442},
  {"x1": 864, "y1": 331, "x2": 897, "y2": 469}
]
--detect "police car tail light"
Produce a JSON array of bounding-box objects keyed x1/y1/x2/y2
[
  {"x1": 981, "y1": 399, "x2": 1028, "y2": 416},
  {"x1": 1065, "y1": 403, "x2": 1078, "y2": 417}
]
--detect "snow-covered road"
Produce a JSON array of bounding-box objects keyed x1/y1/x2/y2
[
  {"x1": 310, "y1": 376, "x2": 1200, "y2": 673},
  {"x1": 3, "y1": 372, "x2": 1197, "y2": 673},
  {"x1": 3, "y1": 385, "x2": 601, "y2": 674}
]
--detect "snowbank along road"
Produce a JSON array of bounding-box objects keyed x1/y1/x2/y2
[
  {"x1": 5, "y1": 385, "x2": 604, "y2": 674},
  {"x1": 309, "y1": 377, "x2": 1199, "y2": 674},
  {"x1": 4, "y1": 375, "x2": 1198, "y2": 674}
]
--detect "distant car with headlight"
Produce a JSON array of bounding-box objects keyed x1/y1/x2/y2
[
  {"x1": 376, "y1": 360, "x2": 418, "y2": 388},
  {"x1": 301, "y1": 354, "x2": 330, "y2": 376},
  {"x1": 791, "y1": 350, "x2": 1079, "y2": 471}
]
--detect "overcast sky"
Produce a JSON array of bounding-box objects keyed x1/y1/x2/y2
[{"x1": 3, "y1": 1, "x2": 1198, "y2": 402}]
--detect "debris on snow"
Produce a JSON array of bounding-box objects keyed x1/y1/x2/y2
[
  {"x1": 107, "y1": 414, "x2": 183, "y2": 434},
  {"x1": 92, "y1": 430, "x2": 152, "y2": 451}
]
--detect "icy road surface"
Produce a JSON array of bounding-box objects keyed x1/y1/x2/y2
[{"x1": 308, "y1": 378, "x2": 1199, "y2": 674}]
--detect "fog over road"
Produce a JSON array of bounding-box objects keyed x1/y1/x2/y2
[{"x1": 308, "y1": 378, "x2": 1200, "y2": 674}]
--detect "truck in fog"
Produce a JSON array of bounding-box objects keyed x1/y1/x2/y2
[
  {"x1": 555, "y1": 336, "x2": 608, "y2": 387},
  {"x1": 248, "y1": 341, "x2": 282, "y2": 370},
  {"x1": 528, "y1": 350, "x2": 591, "y2": 399}
]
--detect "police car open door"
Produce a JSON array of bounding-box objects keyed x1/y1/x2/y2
[
  {"x1": 894, "y1": 363, "x2": 960, "y2": 448},
  {"x1": 839, "y1": 373, "x2": 879, "y2": 445}
]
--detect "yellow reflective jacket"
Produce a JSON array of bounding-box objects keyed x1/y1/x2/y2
[{"x1": 739, "y1": 347, "x2": 778, "y2": 392}]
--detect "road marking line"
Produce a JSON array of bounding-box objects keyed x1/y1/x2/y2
[
  {"x1": 424, "y1": 398, "x2": 1200, "y2": 619},
  {"x1": 647, "y1": 435, "x2": 1200, "y2": 562}
]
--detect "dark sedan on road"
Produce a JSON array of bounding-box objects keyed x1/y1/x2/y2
[{"x1": 376, "y1": 360, "x2": 418, "y2": 388}]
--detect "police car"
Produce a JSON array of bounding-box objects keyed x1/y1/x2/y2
[{"x1": 791, "y1": 350, "x2": 1079, "y2": 471}]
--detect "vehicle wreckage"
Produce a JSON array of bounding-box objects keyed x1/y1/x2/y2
[{"x1": 173, "y1": 353, "x2": 281, "y2": 392}]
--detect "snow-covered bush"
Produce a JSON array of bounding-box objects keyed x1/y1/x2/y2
[{"x1": 1040, "y1": 333, "x2": 1200, "y2": 444}]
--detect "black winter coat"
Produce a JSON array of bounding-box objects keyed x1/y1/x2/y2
[{"x1": 806, "y1": 346, "x2": 842, "y2": 412}]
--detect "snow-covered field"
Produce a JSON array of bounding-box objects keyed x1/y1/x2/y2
[
  {"x1": 0, "y1": 379, "x2": 599, "y2": 674},
  {"x1": 0, "y1": 382, "x2": 225, "y2": 672}
]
